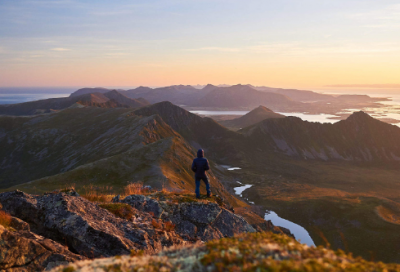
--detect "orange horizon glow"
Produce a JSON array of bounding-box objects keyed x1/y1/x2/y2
[{"x1": 1, "y1": 1, "x2": 399, "y2": 92}]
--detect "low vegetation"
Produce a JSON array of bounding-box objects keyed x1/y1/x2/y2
[
  {"x1": 53, "y1": 231, "x2": 400, "y2": 272},
  {"x1": 98, "y1": 203, "x2": 134, "y2": 220},
  {"x1": 0, "y1": 210, "x2": 12, "y2": 228},
  {"x1": 79, "y1": 185, "x2": 115, "y2": 203}
]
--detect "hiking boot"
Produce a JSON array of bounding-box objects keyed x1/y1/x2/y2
[
  {"x1": 207, "y1": 193, "x2": 211, "y2": 198},
  {"x1": 196, "y1": 196, "x2": 201, "y2": 199}
]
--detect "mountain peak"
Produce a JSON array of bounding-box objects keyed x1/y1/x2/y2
[
  {"x1": 219, "y1": 105, "x2": 285, "y2": 130},
  {"x1": 106, "y1": 89, "x2": 121, "y2": 95},
  {"x1": 346, "y1": 111, "x2": 374, "y2": 123},
  {"x1": 253, "y1": 105, "x2": 274, "y2": 113}
]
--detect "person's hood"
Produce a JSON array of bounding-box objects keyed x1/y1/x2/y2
[{"x1": 197, "y1": 149, "x2": 204, "y2": 158}]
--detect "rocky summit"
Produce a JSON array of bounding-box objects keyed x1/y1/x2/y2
[{"x1": 0, "y1": 189, "x2": 282, "y2": 271}]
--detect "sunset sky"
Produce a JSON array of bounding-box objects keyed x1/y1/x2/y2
[{"x1": 0, "y1": 0, "x2": 399, "y2": 89}]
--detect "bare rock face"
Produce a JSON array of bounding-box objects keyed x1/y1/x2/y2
[
  {"x1": 0, "y1": 190, "x2": 186, "y2": 259},
  {"x1": 0, "y1": 223, "x2": 84, "y2": 271},
  {"x1": 120, "y1": 195, "x2": 256, "y2": 241},
  {"x1": 0, "y1": 190, "x2": 264, "y2": 272}
]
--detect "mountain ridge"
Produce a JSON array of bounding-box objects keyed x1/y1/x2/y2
[
  {"x1": 219, "y1": 106, "x2": 285, "y2": 130},
  {"x1": 242, "y1": 111, "x2": 400, "y2": 161}
]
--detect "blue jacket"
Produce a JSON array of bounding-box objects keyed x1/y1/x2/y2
[{"x1": 191, "y1": 149, "x2": 210, "y2": 179}]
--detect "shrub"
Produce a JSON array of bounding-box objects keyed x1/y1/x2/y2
[
  {"x1": 62, "y1": 267, "x2": 75, "y2": 272},
  {"x1": 130, "y1": 249, "x2": 144, "y2": 257},
  {"x1": 151, "y1": 219, "x2": 162, "y2": 229},
  {"x1": 124, "y1": 182, "x2": 144, "y2": 195},
  {"x1": 80, "y1": 185, "x2": 113, "y2": 202},
  {"x1": 0, "y1": 210, "x2": 12, "y2": 228},
  {"x1": 164, "y1": 221, "x2": 175, "y2": 231},
  {"x1": 99, "y1": 203, "x2": 134, "y2": 220}
]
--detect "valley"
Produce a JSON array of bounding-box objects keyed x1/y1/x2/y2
[{"x1": 2, "y1": 87, "x2": 400, "y2": 265}]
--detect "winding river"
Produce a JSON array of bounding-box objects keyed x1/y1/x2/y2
[{"x1": 229, "y1": 168, "x2": 315, "y2": 246}]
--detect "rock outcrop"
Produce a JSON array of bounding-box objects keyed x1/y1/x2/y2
[
  {"x1": 119, "y1": 194, "x2": 256, "y2": 241},
  {"x1": 0, "y1": 221, "x2": 84, "y2": 271},
  {"x1": 0, "y1": 190, "x2": 258, "y2": 266},
  {"x1": 0, "y1": 190, "x2": 186, "y2": 258}
]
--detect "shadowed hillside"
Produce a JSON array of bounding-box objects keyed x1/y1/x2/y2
[
  {"x1": 133, "y1": 101, "x2": 258, "y2": 165},
  {"x1": 197, "y1": 84, "x2": 297, "y2": 110},
  {"x1": 242, "y1": 111, "x2": 400, "y2": 162},
  {"x1": 0, "y1": 91, "x2": 149, "y2": 116},
  {"x1": 219, "y1": 105, "x2": 285, "y2": 130},
  {"x1": 0, "y1": 107, "x2": 173, "y2": 188}
]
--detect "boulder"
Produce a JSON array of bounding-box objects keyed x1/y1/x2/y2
[
  {"x1": 10, "y1": 216, "x2": 30, "y2": 231},
  {"x1": 180, "y1": 202, "x2": 221, "y2": 225},
  {"x1": 121, "y1": 195, "x2": 163, "y2": 218},
  {"x1": 0, "y1": 191, "x2": 184, "y2": 258},
  {"x1": 111, "y1": 195, "x2": 120, "y2": 203},
  {"x1": 119, "y1": 194, "x2": 256, "y2": 241},
  {"x1": 0, "y1": 224, "x2": 84, "y2": 271},
  {"x1": 212, "y1": 209, "x2": 256, "y2": 237}
]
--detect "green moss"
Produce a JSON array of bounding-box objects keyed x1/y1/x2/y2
[
  {"x1": 130, "y1": 249, "x2": 144, "y2": 257},
  {"x1": 62, "y1": 266, "x2": 75, "y2": 272},
  {"x1": 104, "y1": 264, "x2": 122, "y2": 272},
  {"x1": 200, "y1": 232, "x2": 400, "y2": 272}
]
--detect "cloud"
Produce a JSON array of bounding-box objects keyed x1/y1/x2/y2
[
  {"x1": 51, "y1": 48, "x2": 71, "y2": 51},
  {"x1": 246, "y1": 42, "x2": 400, "y2": 55},
  {"x1": 186, "y1": 47, "x2": 241, "y2": 52},
  {"x1": 24, "y1": 0, "x2": 75, "y2": 5},
  {"x1": 325, "y1": 84, "x2": 400, "y2": 89},
  {"x1": 186, "y1": 42, "x2": 400, "y2": 56},
  {"x1": 347, "y1": 4, "x2": 400, "y2": 29},
  {"x1": 90, "y1": 10, "x2": 133, "y2": 16}
]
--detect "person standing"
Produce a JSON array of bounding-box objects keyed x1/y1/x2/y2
[{"x1": 191, "y1": 149, "x2": 211, "y2": 199}]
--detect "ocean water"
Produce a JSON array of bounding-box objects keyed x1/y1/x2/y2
[
  {"x1": 2, "y1": 88, "x2": 400, "y2": 126},
  {"x1": 190, "y1": 93, "x2": 400, "y2": 126},
  {"x1": 0, "y1": 87, "x2": 74, "y2": 104}
]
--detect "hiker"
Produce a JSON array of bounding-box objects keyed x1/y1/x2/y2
[{"x1": 191, "y1": 149, "x2": 211, "y2": 199}]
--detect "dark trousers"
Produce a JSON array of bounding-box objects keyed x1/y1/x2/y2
[{"x1": 195, "y1": 177, "x2": 210, "y2": 198}]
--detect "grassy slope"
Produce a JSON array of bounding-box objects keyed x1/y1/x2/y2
[
  {"x1": 8, "y1": 136, "x2": 239, "y2": 205},
  {"x1": 226, "y1": 158, "x2": 400, "y2": 263},
  {"x1": 2, "y1": 107, "x2": 245, "y2": 208},
  {"x1": 52, "y1": 231, "x2": 400, "y2": 272}
]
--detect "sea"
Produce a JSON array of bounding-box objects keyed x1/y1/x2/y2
[
  {"x1": 192, "y1": 92, "x2": 400, "y2": 126},
  {"x1": 0, "y1": 87, "x2": 74, "y2": 104},
  {"x1": 1, "y1": 87, "x2": 400, "y2": 126}
]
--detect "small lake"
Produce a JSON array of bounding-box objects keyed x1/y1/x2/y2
[
  {"x1": 264, "y1": 211, "x2": 315, "y2": 246},
  {"x1": 234, "y1": 183, "x2": 252, "y2": 197},
  {"x1": 234, "y1": 182, "x2": 315, "y2": 246},
  {"x1": 190, "y1": 110, "x2": 249, "y2": 116},
  {"x1": 220, "y1": 165, "x2": 242, "y2": 171}
]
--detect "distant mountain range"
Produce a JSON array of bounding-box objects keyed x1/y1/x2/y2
[
  {"x1": 0, "y1": 84, "x2": 388, "y2": 116},
  {"x1": 241, "y1": 111, "x2": 400, "y2": 161},
  {"x1": 68, "y1": 84, "x2": 386, "y2": 113},
  {"x1": 0, "y1": 90, "x2": 149, "y2": 115}
]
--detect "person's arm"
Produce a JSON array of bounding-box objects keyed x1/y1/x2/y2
[
  {"x1": 205, "y1": 159, "x2": 210, "y2": 171},
  {"x1": 191, "y1": 160, "x2": 197, "y2": 172}
]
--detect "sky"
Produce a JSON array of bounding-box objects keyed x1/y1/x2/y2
[{"x1": 0, "y1": 0, "x2": 399, "y2": 90}]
